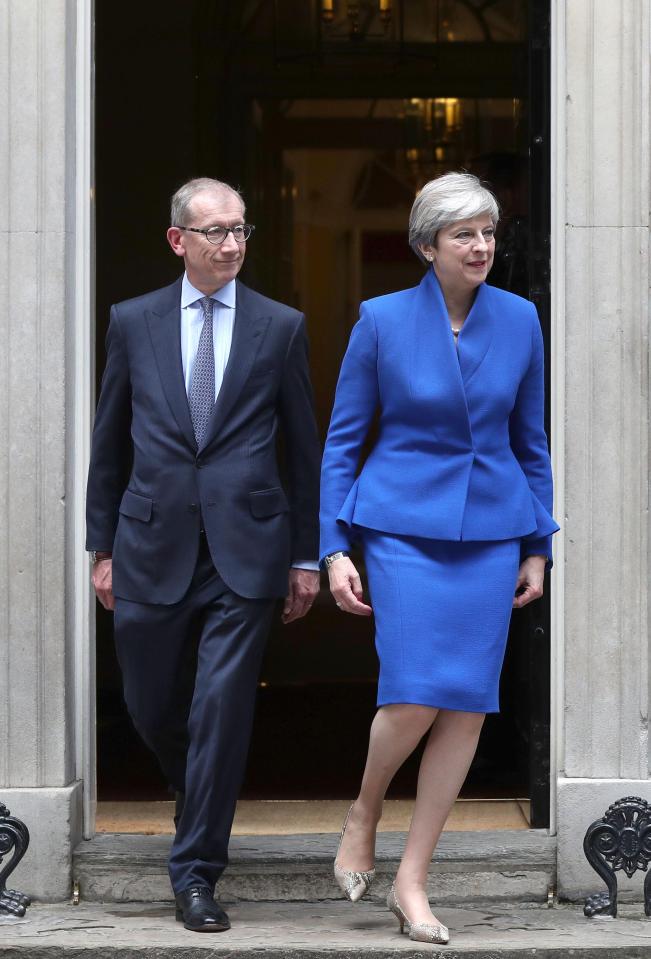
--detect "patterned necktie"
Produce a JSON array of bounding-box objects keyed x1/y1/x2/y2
[{"x1": 188, "y1": 296, "x2": 215, "y2": 446}]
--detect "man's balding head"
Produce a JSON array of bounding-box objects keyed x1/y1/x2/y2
[{"x1": 170, "y1": 177, "x2": 245, "y2": 227}]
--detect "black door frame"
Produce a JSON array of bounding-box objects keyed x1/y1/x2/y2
[
  {"x1": 94, "y1": 0, "x2": 553, "y2": 822},
  {"x1": 525, "y1": 0, "x2": 552, "y2": 828}
]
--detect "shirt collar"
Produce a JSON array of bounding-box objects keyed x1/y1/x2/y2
[{"x1": 181, "y1": 273, "x2": 237, "y2": 310}]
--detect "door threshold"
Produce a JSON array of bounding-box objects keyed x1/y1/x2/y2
[{"x1": 95, "y1": 797, "x2": 531, "y2": 835}]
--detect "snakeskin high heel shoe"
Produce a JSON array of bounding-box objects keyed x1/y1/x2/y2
[
  {"x1": 387, "y1": 883, "x2": 450, "y2": 944},
  {"x1": 333, "y1": 803, "x2": 375, "y2": 902}
]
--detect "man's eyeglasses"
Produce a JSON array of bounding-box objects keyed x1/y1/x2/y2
[{"x1": 175, "y1": 224, "x2": 255, "y2": 245}]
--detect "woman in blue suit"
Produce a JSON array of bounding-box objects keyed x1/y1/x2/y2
[{"x1": 320, "y1": 172, "x2": 559, "y2": 944}]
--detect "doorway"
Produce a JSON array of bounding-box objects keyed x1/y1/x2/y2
[{"x1": 94, "y1": 0, "x2": 551, "y2": 827}]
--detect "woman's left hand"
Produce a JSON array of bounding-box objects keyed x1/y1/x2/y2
[{"x1": 512, "y1": 555, "x2": 546, "y2": 608}]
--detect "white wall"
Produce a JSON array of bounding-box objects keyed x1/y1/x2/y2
[
  {"x1": 0, "y1": 0, "x2": 87, "y2": 899},
  {"x1": 553, "y1": 0, "x2": 651, "y2": 898}
]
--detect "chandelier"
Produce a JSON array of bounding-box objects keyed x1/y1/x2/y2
[{"x1": 321, "y1": 0, "x2": 394, "y2": 35}]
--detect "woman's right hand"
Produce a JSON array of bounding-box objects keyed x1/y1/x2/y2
[{"x1": 328, "y1": 556, "x2": 373, "y2": 616}]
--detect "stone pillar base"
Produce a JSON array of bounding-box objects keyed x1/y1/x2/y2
[
  {"x1": 557, "y1": 778, "x2": 651, "y2": 900},
  {"x1": 0, "y1": 782, "x2": 83, "y2": 901}
]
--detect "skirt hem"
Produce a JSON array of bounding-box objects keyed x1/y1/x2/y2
[{"x1": 377, "y1": 695, "x2": 498, "y2": 715}]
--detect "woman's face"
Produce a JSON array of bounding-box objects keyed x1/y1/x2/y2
[{"x1": 421, "y1": 214, "x2": 495, "y2": 293}]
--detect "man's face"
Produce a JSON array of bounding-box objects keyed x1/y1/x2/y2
[{"x1": 167, "y1": 190, "x2": 247, "y2": 293}]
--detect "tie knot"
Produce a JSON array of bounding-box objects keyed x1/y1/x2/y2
[{"x1": 201, "y1": 296, "x2": 214, "y2": 319}]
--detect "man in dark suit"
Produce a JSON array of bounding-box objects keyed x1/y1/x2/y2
[{"x1": 86, "y1": 178, "x2": 321, "y2": 931}]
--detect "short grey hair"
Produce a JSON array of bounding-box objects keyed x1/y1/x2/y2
[
  {"x1": 409, "y1": 172, "x2": 499, "y2": 264},
  {"x1": 170, "y1": 177, "x2": 245, "y2": 227}
]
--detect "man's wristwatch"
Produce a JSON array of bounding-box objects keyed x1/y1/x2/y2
[
  {"x1": 89, "y1": 550, "x2": 112, "y2": 564},
  {"x1": 322, "y1": 550, "x2": 349, "y2": 570}
]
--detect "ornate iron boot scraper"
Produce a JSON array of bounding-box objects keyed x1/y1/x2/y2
[
  {"x1": 0, "y1": 803, "x2": 31, "y2": 917},
  {"x1": 583, "y1": 796, "x2": 651, "y2": 918}
]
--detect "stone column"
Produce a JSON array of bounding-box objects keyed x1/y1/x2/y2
[
  {"x1": 555, "y1": 0, "x2": 651, "y2": 898},
  {"x1": 0, "y1": 0, "x2": 84, "y2": 899}
]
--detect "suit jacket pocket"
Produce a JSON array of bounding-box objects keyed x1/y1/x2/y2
[
  {"x1": 249, "y1": 487, "x2": 289, "y2": 518},
  {"x1": 119, "y1": 489, "x2": 153, "y2": 523}
]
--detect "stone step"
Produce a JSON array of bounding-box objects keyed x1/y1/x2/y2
[
  {"x1": 73, "y1": 830, "x2": 556, "y2": 904},
  {"x1": 2, "y1": 900, "x2": 651, "y2": 957}
]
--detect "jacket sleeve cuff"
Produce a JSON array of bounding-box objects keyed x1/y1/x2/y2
[{"x1": 520, "y1": 535, "x2": 553, "y2": 571}]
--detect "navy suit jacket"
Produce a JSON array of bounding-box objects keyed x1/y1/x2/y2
[
  {"x1": 86, "y1": 278, "x2": 320, "y2": 604},
  {"x1": 320, "y1": 269, "x2": 559, "y2": 561}
]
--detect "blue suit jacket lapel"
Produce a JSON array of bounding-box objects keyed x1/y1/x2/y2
[
  {"x1": 145, "y1": 279, "x2": 197, "y2": 451},
  {"x1": 456, "y1": 281, "x2": 495, "y2": 387},
  {"x1": 409, "y1": 270, "x2": 496, "y2": 445},
  {"x1": 410, "y1": 270, "x2": 472, "y2": 446},
  {"x1": 199, "y1": 281, "x2": 270, "y2": 452}
]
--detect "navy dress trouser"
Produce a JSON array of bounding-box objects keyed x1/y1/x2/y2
[{"x1": 113, "y1": 535, "x2": 275, "y2": 893}]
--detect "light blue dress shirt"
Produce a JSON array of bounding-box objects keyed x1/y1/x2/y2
[{"x1": 180, "y1": 273, "x2": 317, "y2": 573}]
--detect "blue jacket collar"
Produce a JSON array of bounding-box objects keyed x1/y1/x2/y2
[
  {"x1": 416, "y1": 268, "x2": 495, "y2": 387},
  {"x1": 406, "y1": 269, "x2": 496, "y2": 448}
]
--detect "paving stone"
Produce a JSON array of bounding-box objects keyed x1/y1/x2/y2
[
  {"x1": 73, "y1": 830, "x2": 556, "y2": 904},
  {"x1": 1, "y1": 900, "x2": 651, "y2": 957}
]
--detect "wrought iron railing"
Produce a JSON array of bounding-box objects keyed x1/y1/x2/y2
[{"x1": 0, "y1": 803, "x2": 31, "y2": 917}]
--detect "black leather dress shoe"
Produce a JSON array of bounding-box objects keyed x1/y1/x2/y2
[{"x1": 175, "y1": 886, "x2": 230, "y2": 932}]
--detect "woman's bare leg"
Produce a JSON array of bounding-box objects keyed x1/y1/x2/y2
[
  {"x1": 336, "y1": 703, "x2": 438, "y2": 871},
  {"x1": 393, "y1": 709, "x2": 485, "y2": 925}
]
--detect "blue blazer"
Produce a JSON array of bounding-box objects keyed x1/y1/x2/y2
[
  {"x1": 86, "y1": 278, "x2": 320, "y2": 604},
  {"x1": 320, "y1": 269, "x2": 559, "y2": 562}
]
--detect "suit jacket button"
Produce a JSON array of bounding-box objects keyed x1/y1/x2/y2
[{"x1": 188, "y1": 504, "x2": 198, "y2": 513}]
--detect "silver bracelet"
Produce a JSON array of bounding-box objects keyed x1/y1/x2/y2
[{"x1": 323, "y1": 550, "x2": 349, "y2": 569}]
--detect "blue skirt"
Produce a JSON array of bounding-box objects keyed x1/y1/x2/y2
[{"x1": 360, "y1": 529, "x2": 521, "y2": 713}]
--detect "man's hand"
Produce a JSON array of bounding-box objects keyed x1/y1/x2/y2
[
  {"x1": 328, "y1": 556, "x2": 373, "y2": 616},
  {"x1": 282, "y1": 568, "x2": 320, "y2": 624},
  {"x1": 512, "y1": 554, "x2": 546, "y2": 609},
  {"x1": 92, "y1": 557, "x2": 115, "y2": 611}
]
